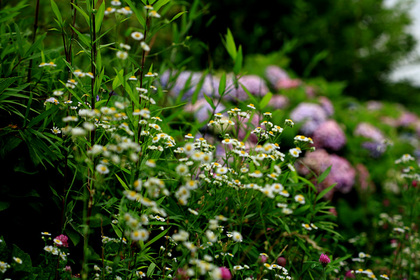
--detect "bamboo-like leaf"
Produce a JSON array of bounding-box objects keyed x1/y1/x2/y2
[
  {"x1": 154, "y1": 0, "x2": 170, "y2": 11},
  {"x1": 191, "y1": 70, "x2": 207, "y2": 105},
  {"x1": 71, "y1": 3, "x2": 90, "y2": 24},
  {"x1": 169, "y1": 11, "x2": 187, "y2": 23},
  {"x1": 70, "y1": 26, "x2": 91, "y2": 47},
  {"x1": 224, "y1": 28, "x2": 237, "y2": 60},
  {"x1": 25, "y1": 33, "x2": 46, "y2": 57},
  {"x1": 316, "y1": 183, "x2": 336, "y2": 202},
  {"x1": 259, "y1": 91, "x2": 272, "y2": 110},
  {"x1": 241, "y1": 84, "x2": 258, "y2": 106},
  {"x1": 218, "y1": 72, "x2": 226, "y2": 96},
  {"x1": 125, "y1": 0, "x2": 145, "y2": 28},
  {"x1": 95, "y1": 0, "x2": 105, "y2": 33},
  {"x1": 203, "y1": 93, "x2": 215, "y2": 110},
  {"x1": 115, "y1": 174, "x2": 130, "y2": 191},
  {"x1": 233, "y1": 45, "x2": 243, "y2": 75},
  {"x1": 317, "y1": 166, "x2": 331, "y2": 184},
  {"x1": 50, "y1": 0, "x2": 63, "y2": 24},
  {"x1": 145, "y1": 227, "x2": 170, "y2": 247},
  {"x1": 13, "y1": 23, "x2": 24, "y2": 57}
]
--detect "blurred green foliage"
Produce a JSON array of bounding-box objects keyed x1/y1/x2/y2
[{"x1": 182, "y1": 0, "x2": 419, "y2": 104}]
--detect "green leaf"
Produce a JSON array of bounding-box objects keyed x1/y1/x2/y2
[
  {"x1": 191, "y1": 70, "x2": 207, "y2": 105},
  {"x1": 0, "y1": 201, "x2": 10, "y2": 211},
  {"x1": 203, "y1": 93, "x2": 215, "y2": 110},
  {"x1": 145, "y1": 227, "x2": 170, "y2": 247},
  {"x1": 115, "y1": 174, "x2": 129, "y2": 191},
  {"x1": 70, "y1": 26, "x2": 91, "y2": 47},
  {"x1": 259, "y1": 92, "x2": 272, "y2": 109},
  {"x1": 241, "y1": 83, "x2": 258, "y2": 106},
  {"x1": 169, "y1": 11, "x2": 187, "y2": 23},
  {"x1": 154, "y1": 0, "x2": 170, "y2": 11},
  {"x1": 147, "y1": 262, "x2": 156, "y2": 277},
  {"x1": 293, "y1": 204, "x2": 310, "y2": 216},
  {"x1": 71, "y1": 3, "x2": 90, "y2": 24},
  {"x1": 27, "y1": 106, "x2": 58, "y2": 128},
  {"x1": 95, "y1": 0, "x2": 106, "y2": 33},
  {"x1": 25, "y1": 33, "x2": 46, "y2": 57},
  {"x1": 316, "y1": 183, "x2": 336, "y2": 202},
  {"x1": 14, "y1": 23, "x2": 24, "y2": 57},
  {"x1": 218, "y1": 72, "x2": 226, "y2": 96},
  {"x1": 303, "y1": 50, "x2": 328, "y2": 78},
  {"x1": 12, "y1": 244, "x2": 32, "y2": 272},
  {"x1": 233, "y1": 45, "x2": 243, "y2": 75},
  {"x1": 125, "y1": 0, "x2": 145, "y2": 28},
  {"x1": 50, "y1": 0, "x2": 63, "y2": 24},
  {"x1": 224, "y1": 28, "x2": 237, "y2": 60},
  {"x1": 317, "y1": 166, "x2": 331, "y2": 184}
]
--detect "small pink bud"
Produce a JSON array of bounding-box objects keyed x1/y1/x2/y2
[
  {"x1": 258, "y1": 254, "x2": 268, "y2": 263},
  {"x1": 220, "y1": 267, "x2": 231, "y2": 280},
  {"x1": 277, "y1": 257, "x2": 286, "y2": 266},
  {"x1": 345, "y1": 270, "x2": 355, "y2": 278}
]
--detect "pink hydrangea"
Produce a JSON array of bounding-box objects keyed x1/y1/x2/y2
[
  {"x1": 312, "y1": 120, "x2": 346, "y2": 151},
  {"x1": 269, "y1": 95, "x2": 289, "y2": 109},
  {"x1": 276, "y1": 78, "x2": 301, "y2": 90},
  {"x1": 398, "y1": 112, "x2": 418, "y2": 127},
  {"x1": 265, "y1": 65, "x2": 290, "y2": 87},
  {"x1": 296, "y1": 149, "x2": 355, "y2": 198}
]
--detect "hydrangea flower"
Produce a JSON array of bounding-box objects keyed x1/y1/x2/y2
[
  {"x1": 290, "y1": 103, "x2": 328, "y2": 135},
  {"x1": 296, "y1": 149, "x2": 355, "y2": 198},
  {"x1": 223, "y1": 75, "x2": 269, "y2": 101},
  {"x1": 312, "y1": 120, "x2": 346, "y2": 151},
  {"x1": 160, "y1": 70, "x2": 220, "y2": 100}
]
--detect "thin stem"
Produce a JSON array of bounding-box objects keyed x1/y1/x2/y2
[{"x1": 27, "y1": 0, "x2": 40, "y2": 83}]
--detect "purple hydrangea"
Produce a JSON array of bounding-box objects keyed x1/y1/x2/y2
[
  {"x1": 225, "y1": 75, "x2": 269, "y2": 101},
  {"x1": 398, "y1": 112, "x2": 418, "y2": 127},
  {"x1": 265, "y1": 65, "x2": 290, "y2": 87},
  {"x1": 290, "y1": 103, "x2": 328, "y2": 135},
  {"x1": 354, "y1": 122, "x2": 385, "y2": 143},
  {"x1": 312, "y1": 120, "x2": 346, "y2": 151},
  {"x1": 160, "y1": 70, "x2": 219, "y2": 100},
  {"x1": 318, "y1": 96, "x2": 334, "y2": 116},
  {"x1": 184, "y1": 98, "x2": 226, "y2": 123},
  {"x1": 366, "y1": 100, "x2": 383, "y2": 111},
  {"x1": 361, "y1": 141, "x2": 386, "y2": 158}
]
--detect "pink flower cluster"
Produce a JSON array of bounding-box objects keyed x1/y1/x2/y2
[
  {"x1": 312, "y1": 120, "x2": 346, "y2": 151},
  {"x1": 319, "y1": 253, "x2": 331, "y2": 265},
  {"x1": 54, "y1": 234, "x2": 69, "y2": 247},
  {"x1": 296, "y1": 149, "x2": 356, "y2": 198}
]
